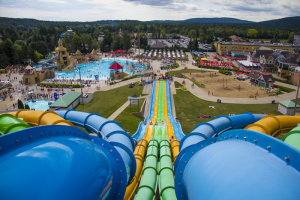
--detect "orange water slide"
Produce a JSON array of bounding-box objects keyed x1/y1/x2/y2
[{"x1": 5, "y1": 110, "x2": 73, "y2": 127}]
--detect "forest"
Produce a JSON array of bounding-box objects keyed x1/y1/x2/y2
[{"x1": 0, "y1": 17, "x2": 299, "y2": 69}]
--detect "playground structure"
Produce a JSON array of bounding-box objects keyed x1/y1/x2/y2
[
  {"x1": 1, "y1": 80, "x2": 300, "y2": 199},
  {"x1": 55, "y1": 38, "x2": 74, "y2": 71}
]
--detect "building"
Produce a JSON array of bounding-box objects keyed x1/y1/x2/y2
[
  {"x1": 23, "y1": 68, "x2": 55, "y2": 85},
  {"x1": 294, "y1": 33, "x2": 300, "y2": 45},
  {"x1": 248, "y1": 71, "x2": 275, "y2": 89},
  {"x1": 49, "y1": 91, "x2": 81, "y2": 111},
  {"x1": 214, "y1": 41, "x2": 295, "y2": 56},
  {"x1": 259, "y1": 54, "x2": 276, "y2": 72},
  {"x1": 278, "y1": 100, "x2": 300, "y2": 115}
]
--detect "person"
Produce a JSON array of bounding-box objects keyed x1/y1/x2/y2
[
  {"x1": 144, "y1": 121, "x2": 147, "y2": 125},
  {"x1": 155, "y1": 122, "x2": 158, "y2": 125},
  {"x1": 150, "y1": 122, "x2": 153, "y2": 125},
  {"x1": 161, "y1": 121, "x2": 164, "y2": 125}
]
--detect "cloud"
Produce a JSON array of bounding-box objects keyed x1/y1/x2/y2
[{"x1": 0, "y1": 0, "x2": 298, "y2": 21}]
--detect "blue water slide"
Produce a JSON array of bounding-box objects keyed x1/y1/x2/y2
[
  {"x1": 56, "y1": 110, "x2": 136, "y2": 184},
  {"x1": 174, "y1": 129, "x2": 300, "y2": 200},
  {"x1": 179, "y1": 113, "x2": 264, "y2": 151},
  {"x1": 166, "y1": 80, "x2": 185, "y2": 140},
  {"x1": 0, "y1": 125, "x2": 129, "y2": 200},
  {"x1": 149, "y1": 80, "x2": 156, "y2": 118}
]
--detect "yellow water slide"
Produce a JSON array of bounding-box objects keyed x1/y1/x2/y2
[
  {"x1": 123, "y1": 81, "x2": 160, "y2": 199},
  {"x1": 4, "y1": 110, "x2": 73, "y2": 127},
  {"x1": 245, "y1": 115, "x2": 300, "y2": 137}
]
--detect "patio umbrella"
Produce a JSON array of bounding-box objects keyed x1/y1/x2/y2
[{"x1": 55, "y1": 107, "x2": 60, "y2": 110}]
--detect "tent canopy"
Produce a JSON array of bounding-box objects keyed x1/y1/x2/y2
[
  {"x1": 109, "y1": 62, "x2": 123, "y2": 70},
  {"x1": 201, "y1": 58, "x2": 208, "y2": 61},
  {"x1": 25, "y1": 65, "x2": 33, "y2": 70},
  {"x1": 115, "y1": 50, "x2": 123, "y2": 53}
]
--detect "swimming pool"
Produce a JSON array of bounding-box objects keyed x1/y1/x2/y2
[
  {"x1": 55, "y1": 58, "x2": 147, "y2": 80},
  {"x1": 24, "y1": 99, "x2": 54, "y2": 111}
]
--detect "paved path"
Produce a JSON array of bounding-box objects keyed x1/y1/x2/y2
[{"x1": 107, "y1": 100, "x2": 130, "y2": 120}]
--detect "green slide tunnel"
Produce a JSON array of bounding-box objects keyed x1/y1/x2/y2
[
  {"x1": 158, "y1": 140, "x2": 176, "y2": 200},
  {"x1": 0, "y1": 114, "x2": 30, "y2": 135},
  {"x1": 134, "y1": 140, "x2": 159, "y2": 200}
]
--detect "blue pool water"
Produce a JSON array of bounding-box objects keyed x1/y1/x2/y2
[
  {"x1": 24, "y1": 99, "x2": 54, "y2": 111},
  {"x1": 54, "y1": 58, "x2": 146, "y2": 80}
]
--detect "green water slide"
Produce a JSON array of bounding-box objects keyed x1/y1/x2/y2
[
  {"x1": 134, "y1": 140, "x2": 159, "y2": 200},
  {"x1": 0, "y1": 114, "x2": 30, "y2": 135},
  {"x1": 135, "y1": 80, "x2": 176, "y2": 200}
]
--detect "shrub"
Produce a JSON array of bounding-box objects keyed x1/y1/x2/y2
[
  {"x1": 17, "y1": 99, "x2": 24, "y2": 109},
  {"x1": 274, "y1": 84, "x2": 296, "y2": 93}
]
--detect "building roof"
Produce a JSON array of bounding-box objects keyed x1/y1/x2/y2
[
  {"x1": 279, "y1": 57, "x2": 298, "y2": 65},
  {"x1": 262, "y1": 55, "x2": 275, "y2": 59},
  {"x1": 279, "y1": 100, "x2": 300, "y2": 108},
  {"x1": 258, "y1": 74, "x2": 275, "y2": 83},
  {"x1": 260, "y1": 64, "x2": 275, "y2": 68},
  {"x1": 251, "y1": 48, "x2": 274, "y2": 58},
  {"x1": 216, "y1": 41, "x2": 294, "y2": 47},
  {"x1": 247, "y1": 71, "x2": 261, "y2": 79},
  {"x1": 151, "y1": 43, "x2": 165, "y2": 48},
  {"x1": 50, "y1": 91, "x2": 81, "y2": 108}
]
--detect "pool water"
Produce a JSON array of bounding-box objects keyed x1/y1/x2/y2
[
  {"x1": 24, "y1": 99, "x2": 55, "y2": 111},
  {"x1": 55, "y1": 58, "x2": 147, "y2": 80}
]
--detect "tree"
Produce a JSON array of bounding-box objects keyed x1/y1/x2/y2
[
  {"x1": 111, "y1": 34, "x2": 122, "y2": 51},
  {"x1": 188, "y1": 39, "x2": 193, "y2": 50},
  {"x1": 72, "y1": 35, "x2": 82, "y2": 52},
  {"x1": 32, "y1": 51, "x2": 41, "y2": 63},
  {"x1": 288, "y1": 32, "x2": 295, "y2": 44},
  {"x1": 4, "y1": 38, "x2": 14, "y2": 64},
  {"x1": 122, "y1": 32, "x2": 131, "y2": 51},
  {"x1": 211, "y1": 41, "x2": 216, "y2": 50},
  {"x1": 17, "y1": 99, "x2": 24, "y2": 109},
  {"x1": 283, "y1": 72, "x2": 291, "y2": 82},
  {"x1": 25, "y1": 104, "x2": 30, "y2": 110},
  {"x1": 161, "y1": 30, "x2": 166, "y2": 38},
  {"x1": 247, "y1": 29, "x2": 258, "y2": 39},
  {"x1": 193, "y1": 38, "x2": 198, "y2": 51},
  {"x1": 20, "y1": 43, "x2": 28, "y2": 62}
]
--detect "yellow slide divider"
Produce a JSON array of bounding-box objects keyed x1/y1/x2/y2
[
  {"x1": 123, "y1": 81, "x2": 160, "y2": 200},
  {"x1": 245, "y1": 115, "x2": 300, "y2": 137},
  {"x1": 4, "y1": 110, "x2": 73, "y2": 127}
]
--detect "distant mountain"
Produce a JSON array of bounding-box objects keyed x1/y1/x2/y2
[
  {"x1": 256, "y1": 16, "x2": 300, "y2": 28},
  {"x1": 182, "y1": 18, "x2": 253, "y2": 24},
  {"x1": 147, "y1": 16, "x2": 300, "y2": 28}
]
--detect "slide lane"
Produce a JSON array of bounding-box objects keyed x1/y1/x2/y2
[
  {"x1": 166, "y1": 80, "x2": 185, "y2": 141},
  {"x1": 124, "y1": 80, "x2": 159, "y2": 199}
]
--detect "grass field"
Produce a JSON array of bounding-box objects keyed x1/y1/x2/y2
[
  {"x1": 114, "y1": 99, "x2": 145, "y2": 135},
  {"x1": 76, "y1": 82, "x2": 144, "y2": 118},
  {"x1": 174, "y1": 89, "x2": 281, "y2": 134},
  {"x1": 166, "y1": 69, "x2": 212, "y2": 77}
]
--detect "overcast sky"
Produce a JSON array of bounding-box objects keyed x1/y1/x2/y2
[{"x1": 0, "y1": 0, "x2": 299, "y2": 22}]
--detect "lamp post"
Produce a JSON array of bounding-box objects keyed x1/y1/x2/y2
[{"x1": 76, "y1": 66, "x2": 83, "y2": 104}]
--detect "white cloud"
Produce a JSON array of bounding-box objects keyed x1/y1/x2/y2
[{"x1": 0, "y1": 0, "x2": 298, "y2": 21}]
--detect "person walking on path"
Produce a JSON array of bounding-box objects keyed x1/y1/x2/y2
[{"x1": 255, "y1": 94, "x2": 257, "y2": 99}]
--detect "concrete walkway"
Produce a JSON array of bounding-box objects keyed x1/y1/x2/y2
[{"x1": 107, "y1": 100, "x2": 130, "y2": 120}]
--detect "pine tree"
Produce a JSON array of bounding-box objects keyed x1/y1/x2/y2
[
  {"x1": 4, "y1": 38, "x2": 14, "y2": 64},
  {"x1": 17, "y1": 99, "x2": 24, "y2": 109}
]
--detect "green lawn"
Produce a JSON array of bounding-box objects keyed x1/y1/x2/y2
[
  {"x1": 166, "y1": 69, "x2": 211, "y2": 76},
  {"x1": 114, "y1": 99, "x2": 145, "y2": 135},
  {"x1": 76, "y1": 82, "x2": 144, "y2": 118},
  {"x1": 174, "y1": 89, "x2": 281, "y2": 134}
]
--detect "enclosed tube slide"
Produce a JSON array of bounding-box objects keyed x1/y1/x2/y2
[
  {"x1": 178, "y1": 112, "x2": 264, "y2": 153},
  {"x1": 56, "y1": 109, "x2": 136, "y2": 184},
  {"x1": 245, "y1": 115, "x2": 300, "y2": 137},
  {"x1": 6, "y1": 109, "x2": 73, "y2": 126},
  {"x1": 0, "y1": 124, "x2": 131, "y2": 200},
  {"x1": 174, "y1": 129, "x2": 300, "y2": 200},
  {"x1": 283, "y1": 126, "x2": 300, "y2": 150},
  {"x1": 0, "y1": 114, "x2": 30, "y2": 135}
]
